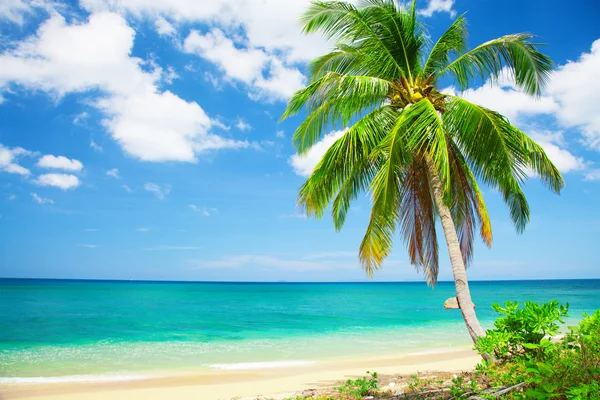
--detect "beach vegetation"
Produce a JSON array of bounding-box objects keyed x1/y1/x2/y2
[
  {"x1": 281, "y1": 0, "x2": 563, "y2": 345},
  {"x1": 282, "y1": 302, "x2": 600, "y2": 399},
  {"x1": 474, "y1": 301, "x2": 600, "y2": 399},
  {"x1": 335, "y1": 371, "x2": 379, "y2": 399}
]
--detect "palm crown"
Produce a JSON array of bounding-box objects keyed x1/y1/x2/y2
[{"x1": 281, "y1": 0, "x2": 563, "y2": 286}]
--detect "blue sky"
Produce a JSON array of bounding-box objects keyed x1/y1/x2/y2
[{"x1": 1, "y1": 0, "x2": 599, "y2": 282}]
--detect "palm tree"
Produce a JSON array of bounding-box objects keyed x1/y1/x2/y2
[{"x1": 281, "y1": 0, "x2": 564, "y2": 344}]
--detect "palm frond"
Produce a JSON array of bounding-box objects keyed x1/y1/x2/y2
[
  {"x1": 422, "y1": 14, "x2": 468, "y2": 76},
  {"x1": 444, "y1": 95, "x2": 538, "y2": 231},
  {"x1": 447, "y1": 139, "x2": 492, "y2": 267},
  {"x1": 399, "y1": 158, "x2": 439, "y2": 285},
  {"x1": 302, "y1": 1, "x2": 424, "y2": 82},
  {"x1": 282, "y1": 73, "x2": 392, "y2": 154},
  {"x1": 440, "y1": 33, "x2": 553, "y2": 96},
  {"x1": 298, "y1": 105, "x2": 397, "y2": 221},
  {"x1": 359, "y1": 107, "x2": 413, "y2": 275},
  {"x1": 400, "y1": 99, "x2": 451, "y2": 197}
]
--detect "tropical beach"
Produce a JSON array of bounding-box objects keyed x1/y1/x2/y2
[
  {"x1": 2, "y1": 280, "x2": 600, "y2": 399},
  {"x1": 1, "y1": 0, "x2": 600, "y2": 398}
]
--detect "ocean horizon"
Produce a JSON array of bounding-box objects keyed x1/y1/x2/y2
[{"x1": 2, "y1": 278, "x2": 600, "y2": 382}]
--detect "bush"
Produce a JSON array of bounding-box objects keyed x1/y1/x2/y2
[
  {"x1": 475, "y1": 301, "x2": 600, "y2": 399},
  {"x1": 475, "y1": 300, "x2": 568, "y2": 362},
  {"x1": 335, "y1": 371, "x2": 379, "y2": 400}
]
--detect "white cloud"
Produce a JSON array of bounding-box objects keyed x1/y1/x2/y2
[
  {"x1": 0, "y1": 144, "x2": 33, "y2": 175},
  {"x1": 190, "y1": 254, "x2": 353, "y2": 271},
  {"x1": 584, "y1": 169, "x2": 600, "y2": 181},
  {"x1": 189, "y1": 204, "x2": 216, "y2": 216},
  {"x1": 0, "y1": 12, "x2": 252, "y2": 162},
  {"x1": 163, "y1": 66, "x2": 178, "y2": 84},
  {"x1": 3, "y1": 163, "x2": 31, "y2": 175},
  {"x1": 550, "y1": 39, "x2": 600, "y2": 150},
  {"x1": 183, "y1": 28, "x2": 304, "y2": 101},
  {"x1": 31, "y1": 192, "x2": 53, "y2": 204},
  {"x1": 279, "y1": 212, "x2": 308, "y2": 220},
  {"x1": 249, "y1": 58, "x2": 305, "y2": 102},
  {"x1": 80, "y1": 0, "x2": 330, "y2": 63},
  {"x1": 289, "y1": 129, "x2": 346, "y2": 176},
  {"x1": 144, "y1": 182, "x2": 170, "y2": 199},
  {"x1": 0, "y1": 0, "x2": 52, "y2": 25},
  {"x1": 203, "y1": 72, "x2": 222, "y2": 90},
  {"x1": 37, "y1": 155, "x2": 84, "y2": 171},
  {"x1": 73, "y1": 111, "x2": 89, "y2": 124},
  {"x1": 154, "y1": 16, "x2": 175, "y2": 36},
  {"x1": 455, "y1": 83, "x2": 558, "y2": 124},
  {"x1": 8, "y1": 193, "x2": 16, "y2": 200},
  {"x1": 418, "y1": 0, "x2": 456, "y2": 17},
  {"x1": 235, "y1": 118, "x2": 252, "y2": 131},
  {"x1": 79, "y1": 244, "x2": 101, "y2": 248},
  {"x1": 122, "y1": 184, "x2": 133, "y2": 193},
  {"x1": 137, "y1": 227, "x2": 151, "y2": 232},
  {"x1": 35, "y1": 173, "x2": 81, "y2": 190},
  {"x1": 184, "y1": 29, "x2": 267, "y2": 84},
  {"x1": 537, "y1": 141, "x2": 586, "y2": 173},
  {"x1": 276, "y1": 130, "x2": 285, "y2": 138},
  {"x1": 106, "y1": 168, "x2": 119, "y2": 178},
  {"x1": 90, "y1": 140, "x2": 103, "y2": 152},
  {"x1": 144, "y1": 245, "x2": 201, "y2": 250}
]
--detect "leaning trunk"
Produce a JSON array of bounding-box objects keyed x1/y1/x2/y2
[{"x1": 426, "y1": 161, "x2": 486, "y2": 344}]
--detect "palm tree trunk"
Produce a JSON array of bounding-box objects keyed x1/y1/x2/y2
[{"x1": 425, "y1": 160, "x2": 486, "y2": 344}]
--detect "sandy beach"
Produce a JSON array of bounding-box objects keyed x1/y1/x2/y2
[{"x1": 1, "y1": 347, "x2": 479, "y2": 400}]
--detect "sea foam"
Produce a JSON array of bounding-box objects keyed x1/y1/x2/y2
[
  {"x1": 208, "y1": 360, "x2": 316, "y2": 370},
  {"x1": 0, "y1": 374, "x2": 150, "y2": 385}
]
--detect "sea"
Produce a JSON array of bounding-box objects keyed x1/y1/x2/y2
[{"x1": 1, "y1": 279, "x2": 599, "y2": 383}]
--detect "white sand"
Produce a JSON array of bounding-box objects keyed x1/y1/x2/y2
[{"x1": 1, "y1": 347, "x2": 480, "y2": 400}]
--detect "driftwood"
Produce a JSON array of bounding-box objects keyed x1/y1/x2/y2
[{"x1": 468, "y1": 382, "x2": 526, "y2": 399}]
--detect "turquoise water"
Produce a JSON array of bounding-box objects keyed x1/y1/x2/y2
[{"x1": 1, "y1": 279, "x2": 599, "y2": 380}]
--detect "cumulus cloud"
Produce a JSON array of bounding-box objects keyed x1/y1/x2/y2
[
  {"x1": 31, "y1": 192, "x2": 53, "y2": 204},
  {"x1": 154, "y1": 16, "x2": 175, "y2": 36},
  {"x1": 122, "y1": 184, "x2": 133, "y2": 193},
  {"x1": 0, "y1": 0, "x2": 53, "y2": 25},
  {"x1": 0, "y1": 12, "x2": 252, "y2": 162},
  {"x1": 0, "y1": 144, "x2": 34, "y2": 175},
  {"x1": 584, "y1": 169, "x2": 600, "y2": 181},
  {"x1": 550, "y1": 39, "x2": 600, "y2": 150},
  {"x1": 37, "y1": 155, "x2": 84, "y2": 171},
  {"x1": 235, "y1": 118, "x2": 252, "y2": 132},
  {"x1": 144, "y1": 182, "x2": 170, "y2": 199},
  {"x1": 418, "y1": 0, "x2": 456, "y2": 17},
  {"x1": 289, "y1": 129, "x2": 346, "y2": 176},
  {"x1": 183, "y1": 28, "x2": 304, "y2": 101},
  {"x1": 106, "y1": 168, "x2": 119, "y2": 178},
  {"x1": 35, "y1": 173, "x2": 81, "y2": 190}
]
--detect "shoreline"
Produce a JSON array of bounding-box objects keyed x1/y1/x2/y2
[{"x1": 1, "y1": 346, "x2": 480, "y2": 400}]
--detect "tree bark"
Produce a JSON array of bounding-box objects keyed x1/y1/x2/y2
[{"x1": 425, "y1": 160, "x2": 486, "y2": 344}]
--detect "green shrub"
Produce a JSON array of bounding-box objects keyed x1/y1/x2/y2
[
  {"x1": 475, "y1": 301, "x2": 600, "y2": 400},
  {"x1": 335, "y1": 371, "x2": 378, "y2": 400},
  {"x1": 475, "y1": 300, "x2": 568, "y2": 362}
]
